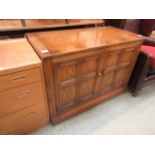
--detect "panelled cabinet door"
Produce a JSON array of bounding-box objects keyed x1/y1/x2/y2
[
  {"x1": 53, "y1": 55, "x2": 99, "y2": 112},
  {"x1": 94, "y1": 52, "x2": 116, "y2": 95},
  {"x1": 110, "y1": 47, "x2": 137, "y2": 87},
  {"x1": 95, "y1": 47, "x2": 137, "y2": 96}
]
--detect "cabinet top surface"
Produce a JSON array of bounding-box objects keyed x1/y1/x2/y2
[
  {"x1": 25, "y1": 19, "x2": 66, "y2": 27},
  {"x1": 0, "y1": 19, "x2": 104, "y2": 32},
  {"x1": 0, "y1": 20, "x2": 23, "y2": 29},
  {"x1": 26, "y1": 26, "x2": 144, "y2": 58},
  {"x1": 0, "y1": 38, "x2": 41, "y2": 75}
]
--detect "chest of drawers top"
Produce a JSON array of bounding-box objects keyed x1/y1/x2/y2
[
  {"x1": 0, "y1": 38, "x2": 41, "y2": 75},
  {"x1": 26, "y1": 26, "x2": 144, "y2": 59}
]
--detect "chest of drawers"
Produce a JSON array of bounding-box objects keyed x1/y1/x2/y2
[
  {"x1": 0, "y1": 39, "x2": 49, "y2": 134},
  {"x1": 26, "y1": 26, "x2": 144, "y2": 124}
]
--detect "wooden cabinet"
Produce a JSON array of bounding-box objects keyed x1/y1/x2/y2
[
  {"x1": 26, "y1": 26, "x2": 144, "y2": 124},
  {"x1": 53, "y1": 46, "x2": 139, "y2": 113},
  {"x1": 0, "y1": 39, "x2": 49, "y2": 134}
]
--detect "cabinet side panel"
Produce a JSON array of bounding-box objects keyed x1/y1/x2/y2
[{"x1": 42, "y1": 59, "x2": 57, "y2": 117}]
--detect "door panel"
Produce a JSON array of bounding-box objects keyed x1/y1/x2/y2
[
  {"x1": 54, "y1": 55, "x2": 99, "y2": 112},
  {"x1": 113, "y1": 68, "x2": 127, "y2": 86},
  {"x1": 94, "y1": 52, "x2": 116, "y2": 95},
  {"x1": 60, "y1": 85, "x2": 76, "y2": 107},
  {"x1": 59, "y1": 62, "x2": 77, "y2": 81},
  {"x1": 106, "y1": 54, "x2": 118, "y2": 67},
  {"x1": 95, "y1": 47, "x2": 135, "y2": 95},
  {"x1": 59, "y1": 77, "x2": 95, "y2": 111},
  {"x1": 95, "y1": 72, "x2": 114, "y2": 94},
  {"x1": 79, "y1": 57, "x2": 97, "y2": 75},
  {"x1": 78, "y1": 78, "x2": 94, "y2": 100},
  {"x1": 113, "y1": 49, "x2": 134, "y2": 86},
  {"x1": 119, "y1": 51, "x2": 132, "y2": 64}
]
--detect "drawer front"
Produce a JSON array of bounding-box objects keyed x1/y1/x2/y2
[
  {"x1": 0, "y1": 68, "x2": 41, "y2": 91},
  {"x1": 0, "y1": 103, "x2": 48, "y2": 134},
  {"x1": 10, "y1": 118, "x2": 49, "y2": 135},
  {"x1": 0, "y1": 82, "x2": 45, "y2": 117}
]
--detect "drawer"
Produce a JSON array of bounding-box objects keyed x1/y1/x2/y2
[
  {"x1": 10, "y1": 118, "x2": 49, "y2": 135},
  {"x1": 0, "y1": 68, "x2": 42, "y2": 91},
  {"x1": 0, "y1": 82, "x2": 45, "y2": 117},
  {"x1": 0, "y1": 103, "x2": 48, "y2": 134}
]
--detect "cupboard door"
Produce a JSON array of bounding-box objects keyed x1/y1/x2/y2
[
  {"x1": 95, "y1": 47, "x2": 137, "y2": 95},
  {"x1": 54, "y1": 56, "x2": 98, "y2": 112},
  {"x1": 94, "y1": 53, "x2": 115, "y2": 95},
  {"x1": 111, "y1": 47, "x2": 138, "y2": 86}
]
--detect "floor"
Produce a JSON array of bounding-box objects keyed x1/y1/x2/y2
[{"x1": 31, "y1": 82, "x2": 155, "y2": 135}]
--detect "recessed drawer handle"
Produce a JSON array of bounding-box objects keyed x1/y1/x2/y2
[
  {"x1": 16, "y1": 90, "x2": 31, "y2": 98},
  {"x1": 23, "y1": 111, "x2": 37, "y2": 117},
  {"x1": 11, "y1": 75, "x2": 27, "y2": 83}
]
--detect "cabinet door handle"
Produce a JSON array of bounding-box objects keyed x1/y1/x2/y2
[
  {"x1": 23, "y1": 111, "x2": 36, "y2": 117},
  {"x1": 16, "y1": 90, "x2": 30, "y2": 98},
  {"x1": 11, "y1": 75, "x2": 26, "y2": 83},
  {"x1": 97, "y1": 72, "x2": 102, "y2": 77}
]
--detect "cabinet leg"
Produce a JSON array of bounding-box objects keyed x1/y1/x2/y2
[{"x1": 132, "y1": 90, "x2": 138, "y2": 97}]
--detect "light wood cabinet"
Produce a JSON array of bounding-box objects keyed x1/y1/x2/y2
[
  {"x1": 0, "y1": 39, "x2": 49, "y2": 134},
  {"x1": 0, "y1": 19, "x2": 104, "y2": 32},
  {"x1": 26, "y1": 26, "x2": 144, "y2": 124}
]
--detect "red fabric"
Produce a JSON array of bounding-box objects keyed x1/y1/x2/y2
[{"x1": 141, "y1": 45, "x2": 155, "y2": 68}]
